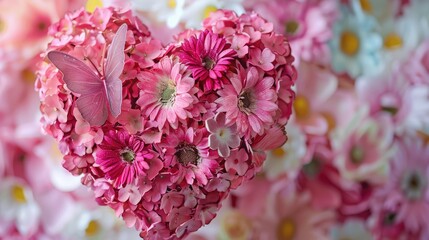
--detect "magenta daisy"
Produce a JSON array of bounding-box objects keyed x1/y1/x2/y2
[
  {"x1": 216, "y1": 66, "x2": 278, "y2": 137},
  {"x1": 95, "y1": 130, "x2": 156, "y2": 187},
  {"x1": 163, "y1": 128, "x2": 219, "y2": 186},
  {"x1": 179, "y1": 30, "x2": 236, "y2": 91},
  {"x1": 137, "y1": 57, "x2": 197, "y2": 130}
]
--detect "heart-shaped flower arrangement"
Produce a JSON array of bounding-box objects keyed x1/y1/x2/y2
[{"x1": 36, "y1": 7, "x2": 296, "y2": 239}]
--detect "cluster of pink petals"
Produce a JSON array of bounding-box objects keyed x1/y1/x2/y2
[{"x1": 36, "y1": 7, "x2": 296, "y2": 239}]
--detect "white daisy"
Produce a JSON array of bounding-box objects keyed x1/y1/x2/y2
[
  {"x1": 331, "y1": 218, "x2": 373, "y2": 240},
  {"x1": 131, "y1": 0, "x2": 185, "y2": 28},
  {"x1": 0, "y1": 178, "x2": 41, "y2": 235},
  {"x1": 181, "y1": 0, "x2": 245, "y2": 29}
]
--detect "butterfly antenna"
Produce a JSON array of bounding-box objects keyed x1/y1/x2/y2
[{"x1": 85, "y1": 56, "x2": 103, "y2": 77}]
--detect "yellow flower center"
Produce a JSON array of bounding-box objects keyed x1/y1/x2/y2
[
  {"x1": 359, "y1": 0, "x2": 373, "y2": 13},
  {"x1": 285, "y1": 20, "x2": 299, "y2": 35},
  {"x1": 277, "y1": 218, "x2": 295, "y2": 240},
  {"x1": 272, "y1": 147, "x2": 286, "y2": 158},
  {"x1": 383, "y1": 33, "x2": 403, "y2": 50},
  {"x1": 293, "y1": 95, "x2": 310, "y2": 119},
  {"x1": 167, "y1": 0, "x2": 177, "y2": 9},
  {"x1": 21, "y1": 68, "x2": 36, "y2": 85},
  {"x1": 340, "y1": 31, "x2": 360, "y2": 56},
  {"x1": 204, "y1": 5, "x2": 218, "y2": 19},
  {"x1": 321, "y1": 112, "x2": 336, "y2": 132},
  {"x1": 50, "y1": 142, "x2": 63, "y2": 163},
  {"x1": 85, "y1": 220, "x2": 101, "y2": 237},
  {"x1": 0, "y1": 19, "x2": 5, "y2": 33},
  {"x1": 85, "y1": 0, "x2": 103, "y2": 13},
  {"x1": 350, "y1": 145, "x2": 365, "y2": 164},
  {"x1": 11, "y1": 185, "x2": 27, "y2": 203}
]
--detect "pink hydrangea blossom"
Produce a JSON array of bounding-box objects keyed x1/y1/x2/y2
[{"x1": 205, "y1": 113, "x2": 240, "y2": 157}]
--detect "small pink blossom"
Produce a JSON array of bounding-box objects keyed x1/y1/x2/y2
[
  {"x1": 225, "y1": 148, "x2": 249, "y2": 176},
  {"x1": 249, "y1": 48, "x2": 275, "y2": 71},
  {"x1": 206, "y1": 113, "x2": 240, "y2": 157}
]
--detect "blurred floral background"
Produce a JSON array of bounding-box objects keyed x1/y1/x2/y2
[{"x1": 2, "y1": 0, "x2": 429, "y2": 239}]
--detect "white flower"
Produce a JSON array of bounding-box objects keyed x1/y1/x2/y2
[
  {"x1": 131, "y1": 0, "x2": 185, "y2": 28},
  {"x1": 403, "y1": 86, "x2": 429, "y2": 134},
  {"x1": 331, "y1": 218, "x2": 373, "y2": 240},
  {"x1": 379, "y1": 16, "x2": 421, "y2": 67},
  {"x1": 403, "y1": 0, "x2": 429, "y2": 41},
  {"x1": 0, "y1": 178, "x2": 41, "y2": 235},
  {"x1": 329, "y1": 0, "x2": 383, "y2": 78},
  {"x1": 355, "y1": 0, "x2": 400, "y2": 22},
  {"x1": 62, "y1": 206, "x2": 140, "y2": 240},
  {"x1": 263, "y1": 121, "x2": 307, "y2": 180},
  {"x1": 181, "y1": 0, "x2": 245, "y2": 29},
  {"x1": 331, "y1": 109, "x2": 393, "y2": 183},
  {"x1": 33, "y1": 138, "x2": 82, "y2": 192}
]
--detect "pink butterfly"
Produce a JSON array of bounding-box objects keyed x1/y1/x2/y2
[{"x1": 48, "y1": 24, "x2": 128, "y2": 126}]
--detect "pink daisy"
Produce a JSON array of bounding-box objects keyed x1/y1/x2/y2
[
  {"x1": 137, "y1": 57, "x2": 197, "y2": 130},
  {"x1": 163, "y1": 128, "x2": 219, "y2": 186},
  {"x1": 179, "y1": 30, "x2": 236, "y2": 91},
  {"x1": 372, "y1": 136, "x2": 429, "y2": 236},
  {"x1": 257, "y1": 191, "x2": 335, "y2": 240},
  {"x1": 216, "y1": 66, "x2": 278, "y2": 137},
  {"x1": 95, "y1": 130, "x2": 156, "y2": 187}
]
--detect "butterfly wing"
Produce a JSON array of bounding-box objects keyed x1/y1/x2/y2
[
  {"x1": 104, "y1": 24, "x2": 127, "y2": 118},
  {"x1": 76, "y1": 91, "x2": 108, "y2": 127},
  {"x1": 47, "y1": 51, "x2": 108, "y2": 126},
  {"x1": 47, "y1": 51, "x2": 104, "y2": 95}
]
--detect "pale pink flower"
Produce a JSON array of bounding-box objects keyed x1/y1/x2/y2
[
  {"x1": 257, "y1": 191, "x2": 335, "y2": 240},
  {"x1": 245, "y1": 0, "x2": 337, "y2": 63},
  {"x1": 137, "y1": 57, "x2": 197, "y2": 130},
  {"x1": 293, "y1": 62, "x2": 357, "y2": 135},
  {"x1": 332, "y1": 114, "x2": 394, "y2": 183},
  {"x1": 205, "y1": 113, "x2": 241, "y2": 157},
  {"x1": 356, "y1": 72, "x2": 429, "y2": 132},
  {"x1": 216, "y1": 67, "x2": 278, "y2": 137},
  {"x1": 372, "y1": 136, "x2": 429, "y2": 237}
]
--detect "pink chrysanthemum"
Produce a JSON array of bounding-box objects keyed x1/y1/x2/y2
[
  {"x1": 216, "y1": 66, "x2": 278, "y2": 137},
  {"x1": 96, "y1": 130, "x2": 156, "y2": 187},
  {"x1": 179, "y1": 30, "x2": 235, "y2": 91},
  {"x1": 137, "y1": 57, "x2": 197, "y2": 130}
]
